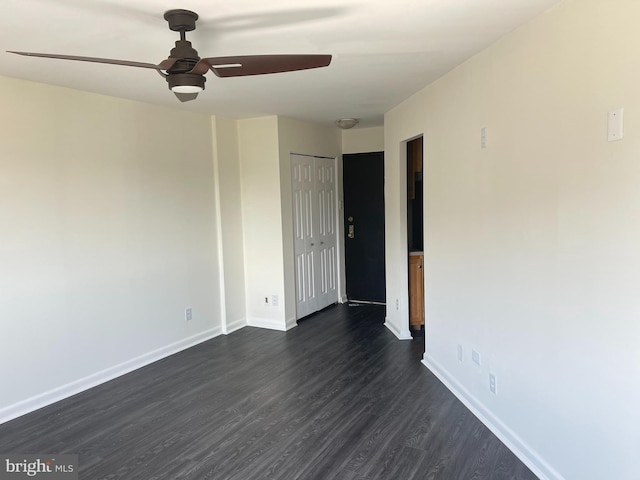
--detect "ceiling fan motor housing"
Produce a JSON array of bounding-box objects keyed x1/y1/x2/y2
[{"x1": 168, "y1": 40, "x2": 200, "y2": 72}]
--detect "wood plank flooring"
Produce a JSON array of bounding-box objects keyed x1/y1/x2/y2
[{"x1": 0, "y1": 304, "x2": 537, "y2": 479}]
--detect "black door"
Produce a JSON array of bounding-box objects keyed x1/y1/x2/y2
[{"x1": 343, "y1": 152, "x2": 386, "y2": 303}]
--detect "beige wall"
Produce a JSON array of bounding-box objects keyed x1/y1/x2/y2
[
  {"x1": 212, "y1": 117, "x2": 246, "y2": 333},
  {"x1": 277, "y1": 117, "x2": 343, "y2": 323},
  {"x1": 384, "y1": 0, "x2": 640, "y2": 478},
  {"x1": 237, "y1": 116, "x2": 285, "y2": 329},
  {"x1": 0, "y1": 77, "x2": 221, "y2": 420},
  {"x1": 341, "y1": 126, "x2": 384, "y2": 154},
  {"x1": 236, "y1": 116, "x2": 342, "y2": 329}
]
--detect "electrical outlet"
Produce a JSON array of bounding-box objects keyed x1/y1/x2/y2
[
  {"x1": 271, "y1": 295, "x2": 279, "y2": 307},
  {"x1": 472, "y1": 349, "x2": 481, "y2": 366},
  {"x1": 457, "y1": 344, "x2": 463, "y2": 362},
  {"x1": 489, "y1": 373, "x2": 497, "y2": 395},
  {"x1": 396, "y1": 298, "x2": 399, "y2": 310},
  {"x1": 185, "y1": 307, "x2": 192, "y2": 321}
]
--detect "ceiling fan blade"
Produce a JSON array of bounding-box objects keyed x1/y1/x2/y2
[
  {"x1": 7, "y1": 51, "x2": 175, "y2": 71},
  {"x1": 192, "y1": 54, "x2": 332, "y2": 77},
  {"x1": 174, "y1": 92, "x2": 199, "y2": 102}
]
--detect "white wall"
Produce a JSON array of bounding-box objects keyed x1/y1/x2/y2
[
  {"x1": 237, "y1": 116, "x2": 286, "y2": 330},
  {"x1": 236, "y1": 116, "x2": 342, "y2": 328},
  {"x1": 277, "y1": 117, "x2": 343, "y2": 323},
  {"x1": 231, "y1": 116, "x2": 343, "y2": 330},
  {"x1": 384, "y1": 0, "x2": 640, "y2": 478},
  {"x1": 212, "y1": 117, "x2": 246, "y2": 333},
  {"x1": 0, "y1": 77, "x2": 222, "y2": 422},
  {"x1": 342, "y1": 126, "x2": 384, "y2": 154}
]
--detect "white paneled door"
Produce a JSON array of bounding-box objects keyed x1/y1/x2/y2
[{"x1": 292, "y1": 154, "x2": 338, "y2": 319}]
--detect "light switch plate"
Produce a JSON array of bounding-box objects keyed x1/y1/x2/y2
[
  {"x1": 608, "y1": 108, "x2": 624, "y2": 141},
  {"x1": 472, "y1": 349, "x2": 481, "y2": 366}
]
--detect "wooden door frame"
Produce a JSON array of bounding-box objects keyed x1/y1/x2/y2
[{"x1": 395, "y1": 135, "x2": 425, "y2": 340}]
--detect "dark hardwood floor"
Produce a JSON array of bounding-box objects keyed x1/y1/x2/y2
[{"x1": 0, "y1": 304, "x2": 537, "y2": 479}]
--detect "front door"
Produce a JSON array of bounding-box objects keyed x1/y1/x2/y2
[{"x1": 343, "y1": 152, "x2": 386, "y2": 303}]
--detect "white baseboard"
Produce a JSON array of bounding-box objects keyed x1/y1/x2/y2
[
  {"x1": 422, "y1": 354, "x2": 564, "y2": 480},
  {"x1": 246, "y1": 316, "x2": 289, "y2": 331},
  {"x1": 223, "y1": 317, "x2": 247, "y2": 335},
  {"x1": 339, "y1": 295, "x2": 348, "y2": 303},
  {"x1": 384, "y1": 317, "x2": 413, "y2": 340},
  {"x1": 285, "y1": 317, "x2": 299, "y2": 331},
  {"x1": 0, "y1": 327, "x2": 222, "y2": 425}
]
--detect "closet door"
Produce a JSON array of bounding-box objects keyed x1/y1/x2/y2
[
  {"x1": 292, "y1": 154, "x2": 318, "y2": 318},
  {"x1": 315, "y1": 157, "x2": 337, "y2": 311},
  {"x1": 291, "y1": 154, "x2": 338, "y2": 319}
]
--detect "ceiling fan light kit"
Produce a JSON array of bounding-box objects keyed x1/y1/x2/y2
[
  {"x1": 167, "y1": 73, "x2": 206, "y2": 94},
  {"x1": 7, "y1": 9, "x2": 332, "y2": 103}
]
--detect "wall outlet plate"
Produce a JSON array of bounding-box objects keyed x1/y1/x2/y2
[
  {"x1": 185, "y1": 307, "x2": 192, "y2": 321},
  {"x1": 489, "y1": 373, "x2": 497, "y2": 394}
]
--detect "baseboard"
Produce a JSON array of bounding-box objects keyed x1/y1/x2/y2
[
  {"x1": 246, "y1": 317, "x2": 288, "y2": 332},
  {"x1": 421, "y1": 355, "x2": 564, "y2": 480},
  {"x1": 0, "y1": 327, "x2": 222, "y2": 425},
  {"x1": 285, "y1": 317, "x2": 299, "y2": 331},
  {"x1": 384, "y1": 317, "x2": 413, "y2": 340},
  {"x1": 223, "y1": 317, "x2": 247, "y2": 335},
  {"x1": 339, "y1": 295, "x2": 348, "y2": 303}
]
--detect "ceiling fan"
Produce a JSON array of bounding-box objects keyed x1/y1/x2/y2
[{"x1": 7, "y1": 9, "x2": 332, "y2": 102}]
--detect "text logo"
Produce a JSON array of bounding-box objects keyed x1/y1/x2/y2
[{"x1": 0, "y1": 455, "x2": 78, "y2": 480}]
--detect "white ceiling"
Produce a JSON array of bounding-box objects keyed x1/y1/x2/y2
[{"x1": 0, "y1": 0, "x2": 562, "y2": 127}]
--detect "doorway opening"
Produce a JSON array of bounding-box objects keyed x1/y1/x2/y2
[{"x1": 406, "y1": 137, "x2": 424, "y2": 337}]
